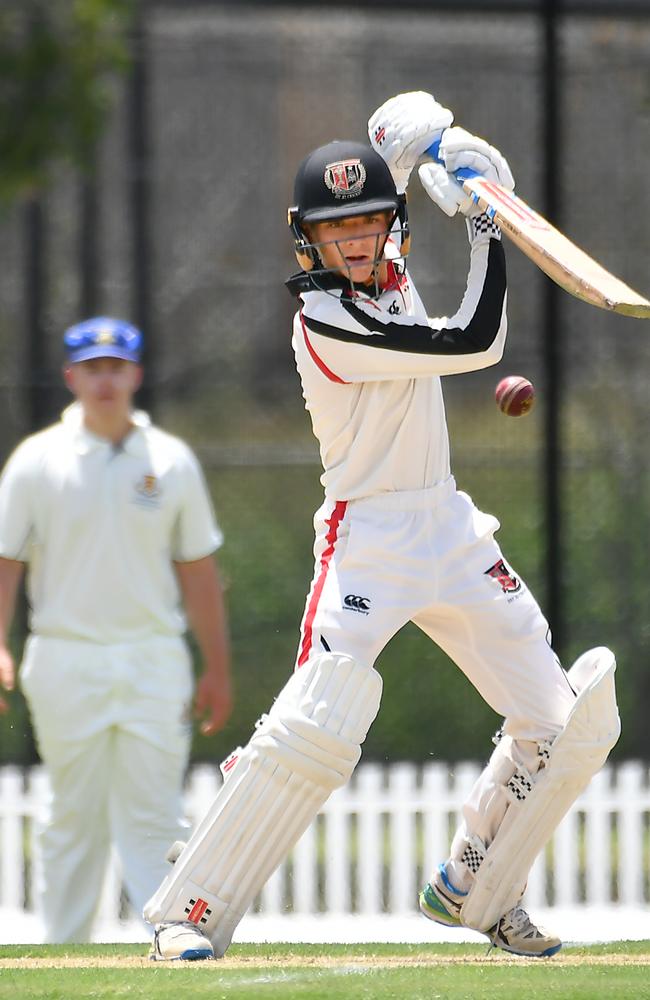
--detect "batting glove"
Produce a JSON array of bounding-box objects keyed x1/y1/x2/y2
[
  {"x1": 418, "y1": 126, "x2": 514, "y2": 217},
  {"x1": 368, "y1": 91, "x2": 454, "y2": 194}
]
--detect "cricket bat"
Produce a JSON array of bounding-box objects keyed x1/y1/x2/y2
[{"x1": 426, "y1": 141, "x2": 650, "y2": 319}]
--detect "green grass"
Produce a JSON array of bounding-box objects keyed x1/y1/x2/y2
[{"x1": 1, "y1": 942, "x2": 650, "y2": 999}]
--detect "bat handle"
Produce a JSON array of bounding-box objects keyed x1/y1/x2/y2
[{"x1": 425, "y1": 139, "x2": 478, "y2": 181}]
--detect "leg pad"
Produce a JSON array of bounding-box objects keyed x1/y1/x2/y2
[
  {"x1": 144, "y1": 653, "x2": 382, "y2": 954},
  {"x1": 460, "y1": 647, "x2": 620, "y2": 931}
]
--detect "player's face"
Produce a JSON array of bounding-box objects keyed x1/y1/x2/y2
[
  {"x1": 308, "y1": 212, "x2": 392, "y2": 285},
  {"x1": 64, "y1": 357, "x2": 142, "y2": 420}
]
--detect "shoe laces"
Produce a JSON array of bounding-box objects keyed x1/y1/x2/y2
[{"x1": 503, "y1": 906, "x2": 533, "y2": 935}]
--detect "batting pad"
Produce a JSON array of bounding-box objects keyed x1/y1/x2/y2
[
  {"x1": 143, "y1": 653, "x2": 382, "y2": 955},
  {"x1": 460, "y1": 647, "x2": 620, "y2": 931}
]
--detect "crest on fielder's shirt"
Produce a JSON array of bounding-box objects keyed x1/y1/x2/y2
[
  {"x1": 136, "y1": 474, "x2": 159, "y2": 497},
  {"x1": 484, "y1": 559, "x2": 521, "y2": 594},
  {"x1": 324, "y1": 158, "x2": 367, "y2": 199},
  {"x1": 133, "y1": 473, "x2": 162, "y2": 508}
]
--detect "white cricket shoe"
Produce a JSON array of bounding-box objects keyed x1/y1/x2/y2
[
  {"x1": 419, "y1": 864, "x2": 561, "y2": 958},
  {"x1": 487, "y1": 905, "x2": 562, "y2": 958},
  {"x1": 150, "y1": 921, "x2": 214, "y2": 961}
]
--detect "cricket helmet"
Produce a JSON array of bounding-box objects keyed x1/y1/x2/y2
[{"x1": 288, "y1": 140, "x2": 410, "y2": 273}]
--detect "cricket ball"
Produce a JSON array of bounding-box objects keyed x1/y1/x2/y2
[{"x1": 495, "y1": 375, "x2": 536, "y2": 417}]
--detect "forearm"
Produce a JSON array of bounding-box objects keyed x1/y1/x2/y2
[
  {"x1": 174, "y1": 555, "x2": 231, "y2": 678},
  {"x1": 299, "y1": 238, "x2": 506, "y2": 380},
  {"x1": 0, "y1": 557, "x2": 24, "y2": 648}
]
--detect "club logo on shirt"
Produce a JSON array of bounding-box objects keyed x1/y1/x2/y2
[
  {"x1": 324, "y1": 159, "x2": 366, "y2": 200},
  {"x1": 484, "y1": 559, "x2": 521, "y2": 594},
  {"x1": 133, "y1": 473, "x2": 162, "y2": 508},
  {"x1": 344, "y1": 594, "x2": 371, "y2": 615},
  {"x1": 388, "y1": 300, "x2": 401, "y2": 315}
]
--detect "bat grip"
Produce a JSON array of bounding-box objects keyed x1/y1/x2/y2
[{"x1": 425, "y1": 139, "x2": 478, "y2": 181}]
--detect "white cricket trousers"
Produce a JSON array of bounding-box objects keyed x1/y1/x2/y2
[
  {"x1": 20, "y1": 634, "x2": 193, "y2": 943},
  {"x1": 297, "y1": 478, "x2": 576, "y2": 741},
  {"x1": 296, "y1": 479, "x2": 577, "y2": 885}
]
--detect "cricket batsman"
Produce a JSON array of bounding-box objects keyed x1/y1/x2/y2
[{"x1": 144, "y1": 91, "x2": 620, "y2": 960}]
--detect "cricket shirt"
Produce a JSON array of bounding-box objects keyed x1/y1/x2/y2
[
  {"x1": 0, "y1": 403, "x2": 222, "y2": 643},
  {"x1": 289, "y1": 220, "x2": 506, "y2": 501}
]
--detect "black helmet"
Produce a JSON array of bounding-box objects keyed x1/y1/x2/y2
[
  {"x1": 288, "y1": 140, "x2": 410, "y2": 276},
  {"x1": 292, "y1": 140, "x2": 400, "y2": 223}
]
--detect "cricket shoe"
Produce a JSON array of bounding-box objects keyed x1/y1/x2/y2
[
  {"x1": 418, "y1": 864, "x2": 463, "y2": 928},
  {"x1": 150, "y1": 921, "x2": 214, "y2": 961},
  {"x1": 487, "y1": 905, "x2": 562, "y2": 957},
  {"x1": 419, "y1": 863, "x2": 562, "y2": 958}
]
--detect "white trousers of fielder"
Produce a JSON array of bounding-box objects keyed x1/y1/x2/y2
[{"x1": 20, "y1": 634, "x2": 193, "y2": 943}]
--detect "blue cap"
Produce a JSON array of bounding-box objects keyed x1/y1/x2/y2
[{"x1": 63, "y1": 316, "x2": 142, "y2": 364}]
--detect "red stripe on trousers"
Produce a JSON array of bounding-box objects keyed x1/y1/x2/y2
[{"x1": 297, "y1": 500, "x2": 348, "y2": 667}]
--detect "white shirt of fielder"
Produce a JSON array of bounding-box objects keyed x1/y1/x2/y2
[{"x1": 0, "y1": 401, "x2": 222, "y2": 644}]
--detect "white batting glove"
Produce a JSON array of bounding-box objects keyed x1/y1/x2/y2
[
  {"x1": 418, "y1": 126, "x2": 515, "y2": 217},
  {"x1": 418, "y1": 163, "x2": 473, "y2": 217},
  {"x1": 368, "y1": 91, "x2": 454, "y2": 194}
]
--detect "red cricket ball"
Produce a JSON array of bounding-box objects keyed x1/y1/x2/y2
[{"x1": 495, "y1": 375, "x2": 536, "y2": 417}]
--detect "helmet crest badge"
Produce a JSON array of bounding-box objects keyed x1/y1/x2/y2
[{"x1": 324, "y1": 159, "x2": 367, "y2": 200}]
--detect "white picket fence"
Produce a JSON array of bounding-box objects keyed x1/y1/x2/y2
[{"x1": 1, "y1": 761, "x2": 649, "y2": 942}]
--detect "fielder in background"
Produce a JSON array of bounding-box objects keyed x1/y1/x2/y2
[
  {"x1": 0, "y1": 317, "x2": 232, "y2": 943},
  {"x1": 143, "y1": 92, "x2": 620, "y2": 961}
]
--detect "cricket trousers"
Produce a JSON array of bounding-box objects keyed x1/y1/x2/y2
[
  {"x1": 296, "y1": 478, "x2": 577, "y2": 868},
  {"x1": 20, "y1": 634, "x2": 193, "y2": 943}
]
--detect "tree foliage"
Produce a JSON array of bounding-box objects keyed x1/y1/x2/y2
[{"x1": 0, "y1": 0, "x2": 133, "y2": 203}]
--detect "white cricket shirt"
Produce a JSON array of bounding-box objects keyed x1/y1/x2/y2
[
  {"x1": 0, "y1": 404, "x2": 222, "y2": 643},
  {"x1": 291, "y1": 226, "x2": 507, "y2": 501}
]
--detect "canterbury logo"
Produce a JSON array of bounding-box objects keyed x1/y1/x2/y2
[{"x1": 344, "y1": 594, "x2": 371, "y2": 614}]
